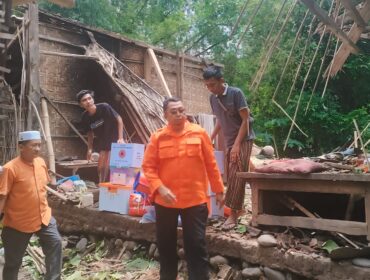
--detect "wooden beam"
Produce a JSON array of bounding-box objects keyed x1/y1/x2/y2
[
  {"x1": 27, "y1": 3, "x2": 41, "y2": 130},
  {"x1": 299, "y1": 0, "x2": 360, "y2": 53},
  {"x1": 40, "y1": 91, "x2": 89, "y2": 146},
  {"x1": 256, "y1": 214, "x2": 367, "y2": 236},
  {"x1": 40, "y1": 50, "x2": 98, "y2": 60},
  {"x1": 176, "y1": 52, "x2": 184, "y2": 98},
  {"x1": 339, "y1": 0, "x2": 367, "y2": 29},
  {"x1": 146, "y1": 48, "x2": 172, "y2": 97},
  {"x1": 326, "y1": 0, "x2": 370, "y2": 77},
  {"x1": 0, "y1": 104, "x2": 15, "y2": 110},
  {"x1": 39, "y1": 35, "x2": 85, "y2": 50}
]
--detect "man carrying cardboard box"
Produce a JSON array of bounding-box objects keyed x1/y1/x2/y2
[
  {"x1": 76, "y1": 90, "x2": 125, "y2": 182},
  {"x1": 142, "y1": 97, "x2": 224, "y2": 280}
]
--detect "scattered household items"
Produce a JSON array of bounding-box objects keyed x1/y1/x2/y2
[{"x1": 49, "y1": 175, "x2": 94, "y2": 207}]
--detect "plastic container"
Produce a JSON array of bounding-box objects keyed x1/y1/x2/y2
[{"x1": 99, "y1": 182, "x2": 132, "y2": 214}]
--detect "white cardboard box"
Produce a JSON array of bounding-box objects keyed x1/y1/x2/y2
[{"x1": 110, "y1": 143, "x2": 144, "y2": 168}]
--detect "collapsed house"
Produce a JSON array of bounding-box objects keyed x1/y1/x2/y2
[{"x1": 0, "y1": 6, "x2": 219, "y2": 166}]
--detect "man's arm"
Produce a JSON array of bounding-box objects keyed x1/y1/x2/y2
[
  {"x1": 230, "y1": 108, "x2": 250, "y2": 162},
  {"x1": 211, "y1": 119, "x2": 221, "y2": 142},
  {"x1": 116, "y1": 115, "x2": 125, "y2": 143},
  {"x1": 87, "y1": 130, "x2": 94, "y2": 160}
]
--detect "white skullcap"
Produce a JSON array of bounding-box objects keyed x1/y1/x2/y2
[{"x1": 19, "y1": 131, "x2": 41, "y2": 142}]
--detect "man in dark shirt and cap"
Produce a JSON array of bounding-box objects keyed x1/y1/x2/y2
[
  {"x1": 203, "y1": 65, "x2": 255, "y2": 230},
  {"x1": 76, "y1": 90, "x2": 125, "y2": 182}
]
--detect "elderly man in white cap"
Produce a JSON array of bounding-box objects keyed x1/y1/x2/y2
[{"x1": 0, "y1": 131, "x2": 62, "y2": 280}]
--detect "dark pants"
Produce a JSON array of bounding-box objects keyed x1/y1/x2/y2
[
  {"x1": 155, "y1": 203, "x2": 209, "y2": 280},
  {"x1": 2, "y1": 217, "x2": 62, "y2": 280}
]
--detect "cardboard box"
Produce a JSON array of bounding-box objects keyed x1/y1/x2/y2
[
  {"x1": 207, "y1": 195, "x2": 224, "y2": 218},
  {"x1": 110, "y1": 167, "x2": 140, "y2": 186},
  {"x1": 99, "y1": 182, "x2": 132, "y2": 214},
  {"x1": 110, "y1": 143, "x2": 144, "y2": 168}
]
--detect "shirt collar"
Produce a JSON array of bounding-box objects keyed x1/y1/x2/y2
[
  {"x1": 222, "y1": 84, "x2": 228, "y2": 96},
  {"x1": 163, "y1": 121, "x2": 191, "y2": 137}
]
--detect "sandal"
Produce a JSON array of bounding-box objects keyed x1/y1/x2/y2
[{"x1": 222, "y1": 216, "x2": 238, "y2": 231}]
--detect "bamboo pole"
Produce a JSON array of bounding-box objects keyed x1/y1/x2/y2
[
  {"x1": 41, "y1": 99, "x2": 56, "y2": 184},
  {"x1": 353, "y1": 120, "x2": 370, "y2": 170}
]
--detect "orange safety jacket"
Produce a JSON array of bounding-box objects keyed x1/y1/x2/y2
[{"x1": 142, "y1": 121, "x2": 224, "y2": 209}]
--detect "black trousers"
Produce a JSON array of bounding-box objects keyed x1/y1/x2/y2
[{"x1": 155, "y1": 203, "x2": 209, "y2": 280}]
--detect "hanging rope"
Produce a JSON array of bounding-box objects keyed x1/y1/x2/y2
[
  {"x1": 229, "y1": 0, "x2": 251, "y2": 39},
  {"x1": 322, "y1": 6, "x2": 346, "y2": 98},
  {"x1": 236, "y1": 0, "x2": 265, "y2": 50},
  {"x1": 194, "y1": 0, "x2": 253, "y2": 57},
  {"x1": 250, "y1": 0, "x2": 293, "y2": 92},
  {"x1": 283, "y1": 2, "x2": 335, "y2": 150},
  {"x1": 263, "y1": 0, "x2": 288, "y2": 47},
  {"x1": 272, "y1": 9, "x2": 310, "y2": 99},
  {"x1": 305, "y1": 0, "x2": 339, "y2": 113},
  {"x1": 285, "y1": 15, "x2": 316, "y2": 104}
]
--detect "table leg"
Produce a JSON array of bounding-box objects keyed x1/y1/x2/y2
[
  {"x1": 365, "y1": 190, "x2": 370, "y2": 244},
  {"x1": 251, "y1": 185, "x2": 263, "y2": 227}
]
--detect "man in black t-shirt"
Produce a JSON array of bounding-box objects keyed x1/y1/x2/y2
[{"x1": 77, "y1": 90, "x2": 125, "y2": 182}]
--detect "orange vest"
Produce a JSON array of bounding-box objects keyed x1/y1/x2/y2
[{"x1": 142, "y1": 122, "x2": 224, "y2": 209}]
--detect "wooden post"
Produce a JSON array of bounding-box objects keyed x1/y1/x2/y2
[
  {"x1": 176, "y1": 51, "x2": 184, "y2": 98},
  {"x1": 41, "y1": 99, "x2": 56, "y2": 184},
  {"x1": 26, "y1": 3, "x2": 41, "y2": 130},
  {"x1": 146, "y1": 48, "x2": 172, "y2": 97}
]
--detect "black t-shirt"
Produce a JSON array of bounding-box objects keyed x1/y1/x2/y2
[{"x1": 81, "y1": 103, "x2": 120, "y2": 152}]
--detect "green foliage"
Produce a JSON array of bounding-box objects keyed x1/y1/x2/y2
[{"x1": 38, "y1": 0, "x2": 370, "y2": 156}]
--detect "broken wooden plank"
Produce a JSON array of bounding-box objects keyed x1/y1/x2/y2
[
  {"x1": 326, "y1": 0, "x2": 370, "y2": 77},
  {"x1": 40, "y1": 90, "x2": 89, "y2": 146},
  {"x1": 0, "y1": 32, "x2": 14, "y2": 40},
  {"x1": 299, "y1": 0, "x2": 360, "y2": 53},
  {"x1": 0, "y1": 66, "x2": 10, "y2": 73},
  {"x1": 147, "y1": 48, "x2": 172, "y2": 97},
  {"x1": 257, "y1": 214, "x2": 367, "y2": 236},
  {"x1": 339, "y1": 0, "x2": 368, "y2": 29}
]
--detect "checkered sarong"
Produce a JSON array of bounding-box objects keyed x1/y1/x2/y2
[{"x1": 224, "y1": 140, "x2": 253, "y2": 210}]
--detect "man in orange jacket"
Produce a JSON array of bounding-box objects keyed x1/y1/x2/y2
[
  {"x1": 142, "y1": 97, "x2": 224, "y2": 280},
  {"x1": 0, "y1": 131, "x2": 62, "y2": 280}
]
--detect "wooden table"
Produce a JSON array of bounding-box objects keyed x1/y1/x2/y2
[
  {"x1": 237, "y1": 172, "x2": 370, "y2": 241},
  {"x1": 56, "y1": 161, "x2": 98, "y2": 175}
]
